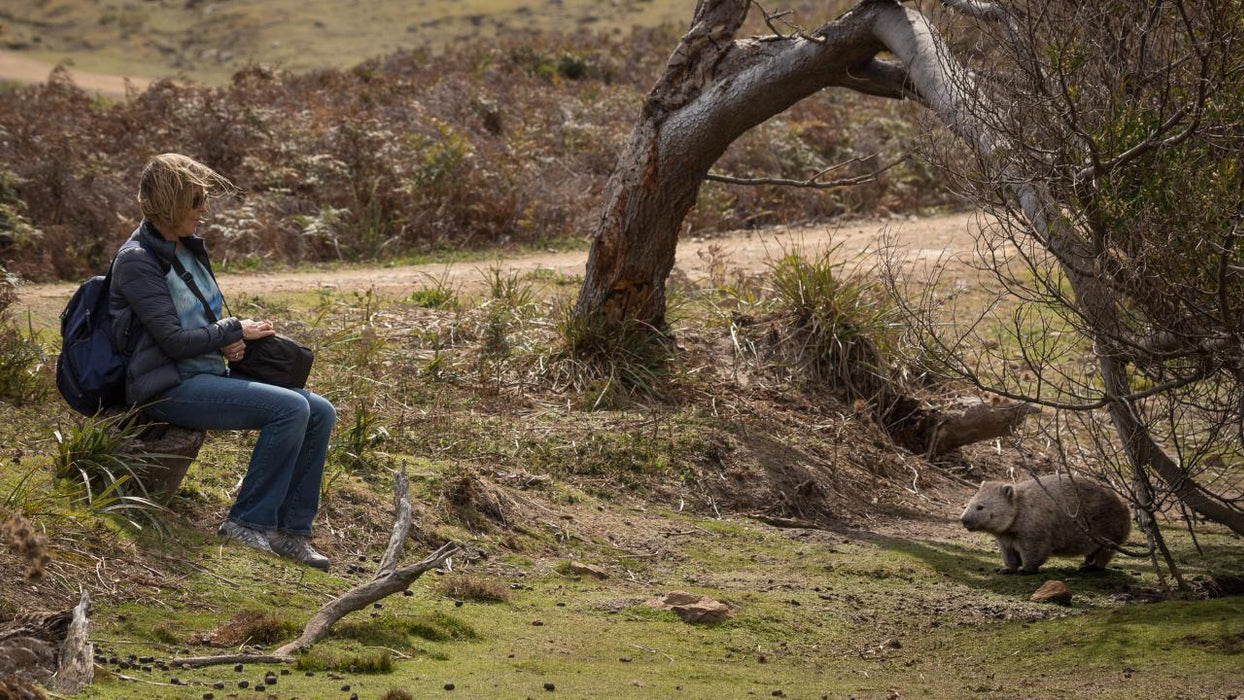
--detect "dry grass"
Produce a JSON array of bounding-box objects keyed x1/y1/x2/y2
[{"x1": 436, "y1": 574, "x2": 512, "y2": 602}]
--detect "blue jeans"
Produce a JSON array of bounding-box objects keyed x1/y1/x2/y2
[{"x1": 145, "y1": 373, "x2": 337, "y2": 535}]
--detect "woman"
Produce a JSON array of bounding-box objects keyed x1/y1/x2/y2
[{"x1": 109, "y1": 153, "x2": 336, "y2": 570}]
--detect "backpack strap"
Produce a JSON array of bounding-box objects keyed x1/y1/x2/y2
[{"x1": 170, "y1": 254, "x2": 221, "y2": 324}]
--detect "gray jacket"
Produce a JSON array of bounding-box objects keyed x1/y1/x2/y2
[{"x1": 109, "y1": 220, "x2": 243, "y2": 406}]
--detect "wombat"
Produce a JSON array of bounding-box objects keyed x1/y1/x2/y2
[{"x1": 960, "y1": 474, "x2": 1131, "y2": 574}]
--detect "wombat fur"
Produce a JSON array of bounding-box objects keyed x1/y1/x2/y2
[{"x1": 960, "y1": 474, "x2": 1131, "y2": 574}]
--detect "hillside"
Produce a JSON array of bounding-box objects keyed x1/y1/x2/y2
[{"x1": 0, "y1": 0, "x2": 696, "y2": 85}]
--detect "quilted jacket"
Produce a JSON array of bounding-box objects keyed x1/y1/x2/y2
[{"x1": 108, "y1": 220, "x2": 243, "y2": 406}]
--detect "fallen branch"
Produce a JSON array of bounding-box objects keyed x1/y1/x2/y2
[
  {"x1": 273, "y1": 542, "x2": 459, "y2": 657},
  {"x1": 175, "y1": 469, "x2": 459, "y2": 668},
  {"x1": 749, "y1": 514, "x2": 825, "y2": 529},
  {"x1": 927, "y1": 399, "x2": 1039, "y2": 456}
]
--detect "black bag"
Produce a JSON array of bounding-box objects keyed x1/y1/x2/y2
[
  {"x1": 228, "y1": 333, "x2": 314, "y2": 389},
  {"x1": 171, "y1": 256, "x2": 314, "y2": 389}
]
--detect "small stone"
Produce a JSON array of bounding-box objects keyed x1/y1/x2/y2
[
  {"x1": 280, "y1": 669, "x2": 290, "y2": 675},
  {"x1": 212, "y1": 682, "x2": 225, "y2": 689},
  {"x1": 141, "y1": 665, "x2": 152, "y2": 672},
  {"x1": 351, "y1": 695, "x2": 358, "y2": 700},
  {"x1": 532, "y1": 620, "x2": 544, "y2": 626},
  {"x1": 1030, "y1": 580, "x2": 1073, "y2": 605},
  {"x1": 255, "y1": 684, "x2": 265, "y2": 692},
  {"x1": 455, "y1": 601, "x2": 464, "y2": 607},
  {"x1": 238, "y1": 680, "x2": 249, "y2": 689},
  {"x1": 341, "y1": 685, "x2": 351, "y2": 692},
  {"x1": 234, "y1": 663, "x2": 244, "y2": 672},
  {"x1": 772, "y1": 691, "x2": 785, "y2": 698},
  {"x1": 373, "y1": 602, "x2": 383, "y2": 609},
  {"x1": 403, "y1": 589, "x2": 414, "y2": 596},
  {"x1": 619, "y1": 657, "x2": 631, "y2": 663},
  {"x1": 566, "y1": 561, "x2": 608, "y2": 580},
  {"x1": 139, "y1": 656, "x2": 154, "y2": 663},
  {"x1": 444, "y1": 682, "x2": 455, "y2": 690},
  {"x1": 265, "y1": 673, "x2": 277, "y2": 684},
  {"x1": 305, "y1": 671, "x2": 315, "y2": 677},
  {"x1": 544, "y1": 682, "x2": 556, "y2": 691},
  {"x1": 170, "y1": 678, "x2": 181, "y2": 685},
  {"x1": 202, "y1": 694, "x2": 214, "y2": 700}
]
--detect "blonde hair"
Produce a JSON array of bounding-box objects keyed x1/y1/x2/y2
[{"x1": 138, "y1": 153, "x2": 237, "y2": 233}]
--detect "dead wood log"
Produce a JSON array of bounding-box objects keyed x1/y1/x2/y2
[
  {"x1": 51, "y1": 589, "x2": 92, "y2": 695},
  {"x1": 927, "y1": 399, "x2": 1039, "y2": 456},
  {"x1": 176, "y1": 470, "x2": 459, "y2": 668}
]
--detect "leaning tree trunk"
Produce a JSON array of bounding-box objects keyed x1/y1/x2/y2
[{"x1": 575, "y1": 0, "x2": 910, "y2": 328}]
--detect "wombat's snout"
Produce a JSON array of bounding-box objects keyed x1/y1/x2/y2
[{"x1": 960, "y1": 506, "x2": 983, "y2": 531}]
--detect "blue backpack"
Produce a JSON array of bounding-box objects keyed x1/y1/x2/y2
[{"x1": 56, "y1": 241, "x2": 140, "y2": 415}]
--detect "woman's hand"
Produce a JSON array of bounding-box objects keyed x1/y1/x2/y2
[
  {"x1": 241, "y1": 319, "x2": 276, "y2": 341},
  {"x1": 220, "y1": 339, "x2": 246, "y2": 363}
]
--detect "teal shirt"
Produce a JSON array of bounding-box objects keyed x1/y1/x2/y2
[{"x1": 164, "y1": 247, "x2": 227, "y2": 378}]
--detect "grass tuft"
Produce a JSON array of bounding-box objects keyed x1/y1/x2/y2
[
  {"x1": 436, "y1": 574, "x2": 511, "y2": 602},
  {"x1": 210, "y1": 609, "x2": 298, "y2": 647},
  {"x1": 763, "y1": 245, "x2": 899, "y2": 397},
  {"x1": 295, "y1": 649, "x2": 394, "y2": 674},
  {"x1": 546, "y1": 303, "x2": 675, "y2": 408}
]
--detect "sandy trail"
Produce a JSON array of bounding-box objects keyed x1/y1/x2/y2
[
  {"x1": 0, "y1": 51, "x2": 150, "y2": 97},
  {"x1": 15, "y1": 212, "x2": 983, "y2": 323}
]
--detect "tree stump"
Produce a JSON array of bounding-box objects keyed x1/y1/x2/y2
[
  {"x1": 104, "y1": 411, "x2": 206, "y2": 503},
  {"x1": 127, "y1": 422, "x2": 206, "y2": 503}
]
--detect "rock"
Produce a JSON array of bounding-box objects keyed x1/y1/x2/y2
[
  {"x1": 1030, "y1": 580, "x2": 1073, "y2": 605},
  {"x1": 544, "y1": 681, "x2": 556, "y2": 691},
  {"x1": 567, "y1": 561, "x2": 608, "y2": 580},
  {"x1": 645, "y1": 591, "x2": 734, "y2": 623}
]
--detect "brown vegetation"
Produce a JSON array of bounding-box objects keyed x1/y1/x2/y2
[{"x1": 0, "y1": 30, "x2": 953, "y2": 283}]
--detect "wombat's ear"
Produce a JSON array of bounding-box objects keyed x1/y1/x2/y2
[{"x1": 1002, "y1": 484, "x2": 1014, "y2": 499}]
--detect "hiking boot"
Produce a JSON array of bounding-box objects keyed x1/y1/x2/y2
[
  {"x1": 217, "y1": 520, "x2": 274, "y2": 554},
  {"x1": 269, "y1": 532, "x2": 330, "y2": 571}
]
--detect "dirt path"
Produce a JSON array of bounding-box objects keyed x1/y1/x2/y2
[
  {"x1": 16, "y1": 211, "x2": 983, "y2": 323},
  {"x1": 0, "y1": 51, "x2": 150, "y2": 97}
]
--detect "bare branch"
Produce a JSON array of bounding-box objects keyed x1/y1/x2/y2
[
  {"x1": 705, "y1": 155, "x2": 904, "y2": 189},
  {"x1": 374, "y1": 467, "x2": 412, "y2": 580}
]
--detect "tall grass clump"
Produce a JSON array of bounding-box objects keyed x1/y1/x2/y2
[
  {"x1": 546, "y1": 303, "x2": 676, "y2": 409},
  {"x1": 0, "y1": 266, "x2": 48, "y2": 406},
  {"x1": 761, "y1": 245, "x2": 901, "y2": 399},
  {"x1": 52, "y1": 411, "x2": 168, "y2": 530}
]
